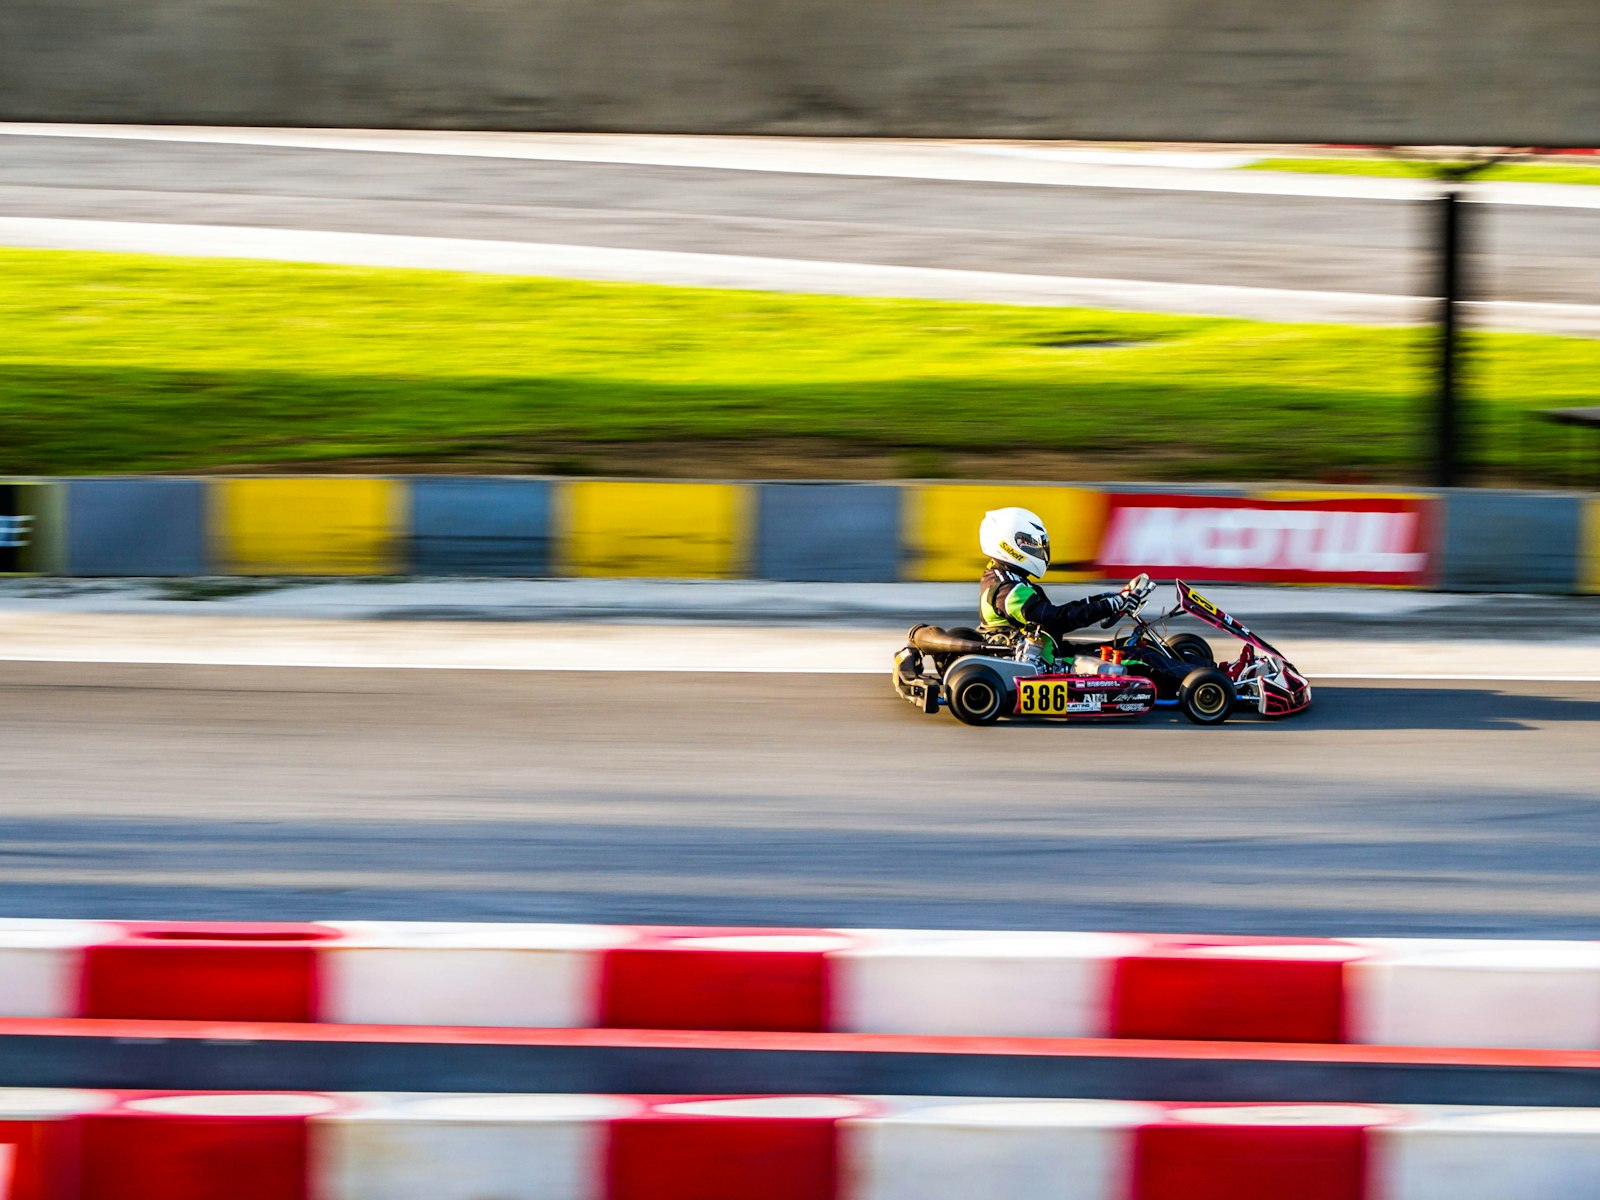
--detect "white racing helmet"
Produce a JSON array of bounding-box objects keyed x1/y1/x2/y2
[{"x1": 980, "y1": 507, "x2": 1051, "y2": 578}]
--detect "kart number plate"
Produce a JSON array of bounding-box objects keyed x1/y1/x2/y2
[
  {"x1": 1015, "y1": 674, "x2": 1154, "y2": 717},
  {"x1": 1016, "y1": 678, "x2": 1082, "y2": 715}
]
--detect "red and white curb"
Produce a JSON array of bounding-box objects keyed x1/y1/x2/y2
[
  {"x1": 0, "y1": 1089, "x2": 1598, "y2": 1199},
  {"x1": 5, "y1": 919, "x2": 1600, "y2": 1049}
]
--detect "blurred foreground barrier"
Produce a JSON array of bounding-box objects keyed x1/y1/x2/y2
[
  {"x1": 9, "y1": 1017, "x2": 1600, "y2": 1104},
  {"x1": 11, "y1": 920, "x2": 1600, "y2": 1049},
  {"x1": 1, "y1": 1088, "x2": 1600, "y2": 1199},
  {"x1": 19, "y1": 476, "x2": 1600, "y2": 589}
]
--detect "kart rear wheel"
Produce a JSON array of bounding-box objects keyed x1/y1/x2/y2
[
  {"x1": 944, "y1": 662, "x2": 1008, "y2": 726},
  {"x1": 1178, "y1": 666, "x2": 1234, "y2": 726},
  {"x1": 1165, "y1": 632, "x2": 1215, "y2": 667}
]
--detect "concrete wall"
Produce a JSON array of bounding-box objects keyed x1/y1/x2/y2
[
  {"x1": 2, "y1": 0, "x2": 1598, "y2": 145},
  {"x1": 13, "y1": 476, "x2": 1595, "y2": 591}
]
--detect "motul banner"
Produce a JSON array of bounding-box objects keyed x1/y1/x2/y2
[{"x1": 1097, "y1": 494, "x2": 1436, "y2": 586}]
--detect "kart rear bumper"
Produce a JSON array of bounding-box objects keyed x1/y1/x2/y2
[{"x1": 893, "y1": 646, "x2": 941, "y2": 714}]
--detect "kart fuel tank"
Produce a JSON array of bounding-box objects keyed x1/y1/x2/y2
[{"x1": 1071, "y1": 655, "x2": 1127, "y2": 676}]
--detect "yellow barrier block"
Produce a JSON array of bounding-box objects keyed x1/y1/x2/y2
[
  {"x1": 560, "y1": 482, "x2": 751, "y2": 578},
  {"x1": 902, "y1": 484, "x2": 1108, "y2": 582},
  {"x1": 1584, "y1": 499, "x2": 1600, "y2": 594},
  {"x1": 216, "y1": 478, "x2": 404, "y2": 575}
]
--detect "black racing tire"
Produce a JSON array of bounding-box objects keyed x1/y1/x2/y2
[
  {"x1": 944, "y1": 662, "x2": 1009, "y2": 726},
  {"x1": 1165, "y1": 632, "x2": 1216, "y2": 667},
  {"x1": 1178, "y1": 666, "x2": 1234, "y2": 726}
]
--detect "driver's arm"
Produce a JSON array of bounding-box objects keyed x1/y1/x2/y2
[{"x1": 1004, "y1": 581, "x2": 1124, "y2": 635}]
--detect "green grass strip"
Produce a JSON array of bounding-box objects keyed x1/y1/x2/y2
[
  {"x1": 2, "y1": 247, "x2": 1598, "y2": 482},
  {"x1": 1244, "y1": 157, "x2": 1600, "y2": 186}
]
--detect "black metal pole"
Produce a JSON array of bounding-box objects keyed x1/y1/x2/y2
[{"x1": 1435, "y1": 189, "x2": 1465, "y2": 487}]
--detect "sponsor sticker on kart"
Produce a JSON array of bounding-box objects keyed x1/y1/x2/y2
[
  {"x1": 1097, "y1": 494, "x2": 1435, "y2": 586},
  {"x1": 1015, "y1": 676, "x2": 1155, "y2": 717}
]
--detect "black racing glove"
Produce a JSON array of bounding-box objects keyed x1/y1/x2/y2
[{"x1": 1093, "y1": 592, "x2": 1127, "y2": 619}]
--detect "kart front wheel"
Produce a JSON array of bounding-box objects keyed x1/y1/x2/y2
[
  {"x1": 944, "y1": 662, "x2": 1008, "y2": 726},
  {"x1": 1178, "y1": 667, "x2": 1234, "y2": 726},
  {"x1": 1165, "y1": 632, "x2": 1215, "y2": 667}
]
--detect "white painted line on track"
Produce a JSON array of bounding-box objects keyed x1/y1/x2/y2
[
  {"x1": 4, "y1": 215, "x2": 1597, "y2": 333},
  {"x1": 5, "y1": 124, "x2": 1599, "y2": 211}
]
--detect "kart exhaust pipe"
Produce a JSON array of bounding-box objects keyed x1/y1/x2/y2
[{"x1": 907, "y1": 625, "x2": 990, "y2": 656}]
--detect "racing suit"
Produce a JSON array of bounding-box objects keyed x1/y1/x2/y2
[{"x1": 978, "y1": 561, "x2": 1123, "y2": 641}]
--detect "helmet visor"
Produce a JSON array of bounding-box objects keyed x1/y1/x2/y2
[{"x1": 1015, "y1": 529, "x2": 1050, "y2": 568}]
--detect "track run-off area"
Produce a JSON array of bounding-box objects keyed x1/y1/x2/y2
[
  {"x1": 2, "y1": 659, "x2": 1597, "y2": 938},
  {"x1": 3, "y1": 126, "x2": 1600, "y2": 330}
]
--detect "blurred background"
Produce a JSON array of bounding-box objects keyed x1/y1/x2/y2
[
  {"x1": 0, "y1": 0, "x2": 1597, "y2": 936},
  {"x1": 1, "y1": 5, "x2": 1600, "y2": 1195}
]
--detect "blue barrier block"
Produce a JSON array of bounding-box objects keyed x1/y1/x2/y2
[
  {"x1": 1440, "y1": 489, "x2": 1582, "y2": 592},
  {"x1": 410, "y1": 478, "x2": 552, "y2": 576},
  {"x1": 65, "y1": 478, "x2": 205, "y2": 576},
  {"x1": 756, "y1": 483, "x2": 901, "y2": 581}
]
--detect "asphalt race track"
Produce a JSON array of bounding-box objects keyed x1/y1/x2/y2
[
  {"x1": 2, "y1": 134, "x2": 1597, "y2": 304},
  {"x1": 2, "y1": 661, "x2": 1597, "y2": 937}
]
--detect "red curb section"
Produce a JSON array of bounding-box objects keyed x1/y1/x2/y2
[
  {"x1": 597, "y1": 927, "x2": 838, "y2": 1033},
  {"x1": 0, "y1": 1089, "x2": 1591, "y2": 1200},
  {"x1": 78, "y1": 923, "x2": 338, "y2": 1024},
  {"x1": 10, "y1": 919, "x2": 1600, "y2": 1050},
  {"x1": 1110, "y1": 936, "x2": 1350, "y2": 1043}
]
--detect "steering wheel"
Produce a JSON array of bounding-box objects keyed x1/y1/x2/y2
[{"x1": 1099, "y1": 572, "x2": 1154, "y2": 628}]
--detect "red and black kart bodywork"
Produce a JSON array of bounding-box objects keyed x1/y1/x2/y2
[
  {"x1": 892, "y1": 578, "x2": 1311, "y2": 725},
  {"x1": 1010, "y1": 672, "x2": 1159, "y2": 718},
  {"x1": 1171, "y1": 580, "x2": 1312, "y2": 717}
]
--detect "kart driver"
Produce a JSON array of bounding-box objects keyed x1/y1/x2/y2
[{"x1": 978, "y1": 506, "x2": 1135, "y2": 639}]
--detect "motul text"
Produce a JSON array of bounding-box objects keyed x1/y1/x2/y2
[{"x1": 1098, "y1": 495, "x2": 1435, "y2": 585}]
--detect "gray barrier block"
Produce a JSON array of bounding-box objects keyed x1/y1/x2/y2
[
  {"x1": 1441, "y1": 490, "x2": 1582, "y2": 592},
  {"x1": 410, "y1": 478, "x2": 552, "y2": 576},
  {"x1": 756, "y1": 484, "x2": 901, "y2": 581},
  {"x1": 65, "y1": 478, "x2": 206, "y2": 576}
]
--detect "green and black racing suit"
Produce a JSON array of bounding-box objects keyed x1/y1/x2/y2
[{"x1": 978, "y1": 562, "x2": 1123, "y2": 646}]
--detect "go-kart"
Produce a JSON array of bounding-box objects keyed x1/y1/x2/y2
[{"x1": 893, "y1": 575, "x2": 1312, "y2": 727}]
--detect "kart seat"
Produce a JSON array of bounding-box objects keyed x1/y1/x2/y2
[{"x1": 907, "y1": 624, "x2": 991, "y2": 656}]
